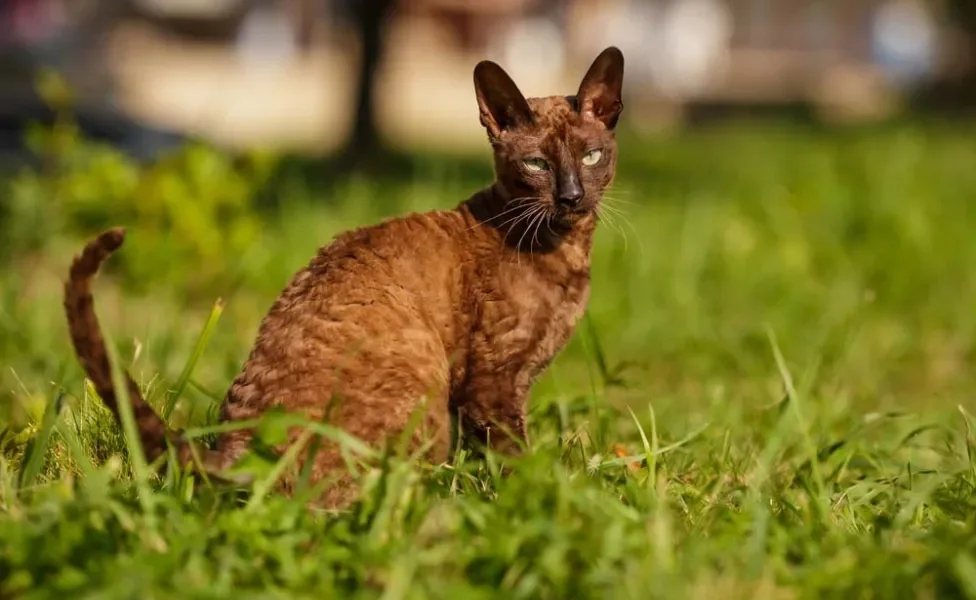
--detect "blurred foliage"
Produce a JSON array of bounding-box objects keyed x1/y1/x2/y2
[{"x1": 0, "y1": 70, "x2": 281, "y2": 295}]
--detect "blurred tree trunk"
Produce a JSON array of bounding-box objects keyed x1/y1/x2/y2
[
  {"x1": 915, "y1": 0, "x2": 976, "y2": 110},
  {"x1": 286, "y1": 0, "x2": 316, "y2": 50},
  {"x1": 947, "y1": 0, "x2": 976, "y2": 97},
  {"x1": 286, "y1": 0, "x2": 396, "y2": 170},
  {"x1": 339, "y1": 0, "x2": 395, "y2": 168}
]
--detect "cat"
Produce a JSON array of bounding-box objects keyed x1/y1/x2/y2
[{"x1": 63, "y1": 46, "x2": 625, "y2": 508}]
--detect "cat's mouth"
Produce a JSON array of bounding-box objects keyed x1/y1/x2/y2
[
  {"x1": 552, "y1": 202, "x2": 595, "y2": 225},
  {"x1": 548, "y1": 211, "x2": 588, "y2": 234}
]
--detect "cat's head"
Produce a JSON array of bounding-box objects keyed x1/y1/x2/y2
[{"x1": 474, "y1": 46, "x2": 624, "y2": 231}]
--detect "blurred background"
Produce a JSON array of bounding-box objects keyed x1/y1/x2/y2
[
  {"x1": 6, "y1": 6, "x2": 976, "y2": 596},
  {"x1": 2, "y1": 0, "x2": 976, "y2": 419},
  {"x1": 0, "y1": 0, "x2": 973, "y2": 163}
]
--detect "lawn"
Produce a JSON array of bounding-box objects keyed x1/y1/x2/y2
[{"x1": 1, "y1": 121, "x2": 975, "y2": 599}]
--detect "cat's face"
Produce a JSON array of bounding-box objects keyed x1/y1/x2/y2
[{"x1": 474, "y1": 47, "x2": 624, "y2": 230}]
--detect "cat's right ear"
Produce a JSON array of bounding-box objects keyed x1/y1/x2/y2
[
  {"x1": 576, "y1": 46, "x2": 625, "y2": 130},
  {"x1": 473, "y1": 61, "x2": 534, "y2": 139}
]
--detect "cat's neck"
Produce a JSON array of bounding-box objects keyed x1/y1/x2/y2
[{"x1": 460, "y1": 182, "x2": 596, "y2": 256}]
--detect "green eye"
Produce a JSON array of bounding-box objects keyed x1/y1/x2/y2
[
  {"x1": 582, "y1": 149, "x2": 603, "y2": 166},
  {"x1": 522, "y1": 158, "x2": 548, "y2": 172}
]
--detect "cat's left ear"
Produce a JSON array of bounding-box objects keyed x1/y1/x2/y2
[
  {"x1": 576, "y1": 46, "x2": 625, "y2": 130},
  {"x1": 474, "y1": 60, "x2": 534, "y2": 139}
]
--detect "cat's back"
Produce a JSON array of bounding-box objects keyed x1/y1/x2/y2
[
  {"x1": 316, "y1": 208, "x2": 467, "y2": 276},
  {"x1": 294, "y1": 208, "x2": 476, "y2": 314},
  {"x1": 230, "y1": 208, "x2": 473, "y2": 389},
  {"x1": 221, "y1": 208, "x2": 477, "y2": 427}
]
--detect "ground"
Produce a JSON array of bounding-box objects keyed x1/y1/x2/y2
[{"x1": 1, "y1": 122, "x2": 975, "y2": 599}]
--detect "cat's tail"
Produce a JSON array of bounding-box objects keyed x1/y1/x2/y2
[{"x1": 63, "y1": 228, "x2": 172, "y2": 462}]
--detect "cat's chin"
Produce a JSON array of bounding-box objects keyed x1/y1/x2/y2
[{"x1": 551, "y1": 207, "x2": 594, "y2": 230}]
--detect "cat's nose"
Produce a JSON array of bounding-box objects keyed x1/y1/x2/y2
[{"x1": 556, "y1": 178, "x2": 584, "y2": 207}]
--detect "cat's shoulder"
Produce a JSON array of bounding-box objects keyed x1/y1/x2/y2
[{"x1": 310, "y1": 208, "x2": 470, "y2": 266}]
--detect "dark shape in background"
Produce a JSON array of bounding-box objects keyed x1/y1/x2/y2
[
  {"x1": 911, "y1": 0, "x2": 976, "y2": 111},
  {"x1": 335, "y1": 0, "x2": 395, "y2": 170}
]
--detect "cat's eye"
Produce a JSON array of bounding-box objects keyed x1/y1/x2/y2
[
  {"x1": 522, "y1": 158, "x2": 548, "y2": 173},
  {"x1": 582, "y1": 149, "x2": 603, "y2": 167}
]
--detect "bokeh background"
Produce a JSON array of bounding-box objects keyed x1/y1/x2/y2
[
  {"x1": 0, "y1": 0, "x2": 973, "y2": 160},
  {"x1": 2, "y1": 4, "x2": 976, "y2": 597},
  {"x1": 2, "y1": 0, "x2": 976, "y2": 408}
]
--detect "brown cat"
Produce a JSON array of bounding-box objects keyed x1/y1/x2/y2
[{"x1": 63, "y1": 46, "x2": 625, "y2": 508}]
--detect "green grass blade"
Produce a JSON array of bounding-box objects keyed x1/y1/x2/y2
[
  {"x1": 17, "y1": 391, "x2": 64, "y2": 490},
  {"x1": 628, "y1": 405, "x2": 656, "y2": 486},
  {"x1": 55, "y1": 422, "x2": 95, "y2": 480},
  {"x1": 163, "y1": 298, "x2": 224, "y2": 420},
  {"x1": 599, "y1": 421, "x2": 709, "y2": 470},
  {"x1": 104, "y1": 332, "x2": 157, "y2": 527},
  {"x1": 245, "y1": 429, "x2": 315, "y2": 513},
  {"x1": 766, "y1": 326, "x2": 827, "y2": 518},
  {"x1": 959, "y1": 405, "x2": 976, "y2": 483}
]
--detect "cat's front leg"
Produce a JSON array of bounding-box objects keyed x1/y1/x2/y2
[
  {"x1": 456, "y1": 378, "x2": 530, "y2": 459},
  {"x1": 482, "y1": 408, "x2": 529, "y2": 457}
]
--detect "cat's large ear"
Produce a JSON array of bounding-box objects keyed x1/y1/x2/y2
[
  {"x1": 474, "y1": 61, "x2": 534, "y2": 138},
  {"x1": 576, "y1": 46, "x2": 625, "y2": 130}
]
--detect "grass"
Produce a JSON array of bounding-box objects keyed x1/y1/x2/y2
[{"x1": 2, "y1": 121, "x2": 976, "y2": 599}]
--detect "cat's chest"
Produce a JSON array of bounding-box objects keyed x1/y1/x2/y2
[
  {"x1": 526, "y1": 277, "x2": 590, "y2": 374},
  {"x1": 486, "y1": 261, "x2": 591, "y2": 376}
]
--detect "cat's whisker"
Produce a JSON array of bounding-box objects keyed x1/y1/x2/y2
[
  {"x1": 597, "y1": 204, "x2": 626, "y2": 241},
  {"x1": 467, "y1": 197, "x2": 544, "y2": 231},
  {"x1": 601, "y1": 198, "x2": 632, "y2": 214},
  {"x1": 601, "y1": 204, "x2": 627, "y2": 224},
  {"x1": 525, "y1": 213, "x2": 541, "y2": 263},
  {"x1": 504, "y1": 204, "x2": 541, "y2": 248},
  {"x1": 544, "y1": 213, "x2": 556, "y2": 238},
  {"x1": 595, "y1": 206, "x2": 629, "y2": 252},
  {"x1": 604, "y1": 187, "x2": 634, "y2": 198},
  {"x1": 495, "y1": 197, "x2": 545, "y2": 222},
  {"x1": 514, "y1": 206, "x2": 547, "y2": 265},
  {"x1": 600, "y1": 202, "x2": 629, "y2": 218},
  {"x1": 601, "y1": 201, "x2": 635, "y2": 225},
  {"x1": 622, "y1": 218, "x2": 645, "y2": 259},
  {"x1": 497, "y1": 205, "x2": 541, "y2": 230},
  {"x1": 500, "y1": 203, "x2": 545, "y2": 240},
  {"x1": 598, "y1": 203, "x2": 644, "y2": 259},
  {"x1": 601, "y1": 202, "x2": 634, "y2": 217},
  {"x1": 595, "y1": 205, "x2": 615, "y2": 229},
  {"x1": 521, "y1": 207, "x2": 548, "y2": 258},
  {"x1": 529, "y1": 209, "x2": 550, "y2": 260}
]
